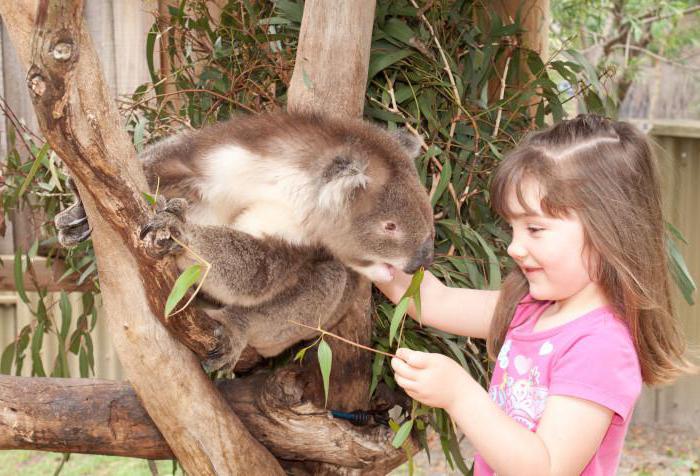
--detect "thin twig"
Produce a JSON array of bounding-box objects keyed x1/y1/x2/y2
[
  {"x1": 492, "y1": 56, "x2": 511, "y2": 138},
  {"x1": 288, "y1": 319, "x2": 397, "y2": 359},
  {"x1": 610, "y1": 44, "x2": 700, "y2": 72},
  {"x1": 408, "y1": 0, "x2": 462, "y2": 109}
]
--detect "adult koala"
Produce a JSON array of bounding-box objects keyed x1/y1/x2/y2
[{"x1": 56, "y1": 112, "x2": 434, "y2": 371}]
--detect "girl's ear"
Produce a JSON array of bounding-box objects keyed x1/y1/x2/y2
[
  {"x1": 392, "y1": 129, "x2": 423, "y2": 159},
  {"x1": 318, "y1": 155, "x2": 369, "y2": 210}
]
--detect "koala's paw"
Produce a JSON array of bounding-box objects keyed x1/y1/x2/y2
[
  {"x1": 201, "y1": 310, "x2": 247, "y2": 373},
  {"x1": 139, "y1": 197, "x2": 189, "y2": 258},
  {"x1": 55, "y1": 201, "x2": 91, "y2": 248}
]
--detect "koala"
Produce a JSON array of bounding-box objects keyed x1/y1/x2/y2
[{"x1": 56, "y1": 112, "x2": 434, "y2": 371}]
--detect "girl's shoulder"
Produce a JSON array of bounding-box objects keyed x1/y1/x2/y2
[{"x1": 510, "y1": 292, "x2": 551, "y2": 328}]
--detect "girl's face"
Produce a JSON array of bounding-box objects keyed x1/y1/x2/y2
[{"x1": 504, "y1": 179, "x2": 599, "y2": 307}]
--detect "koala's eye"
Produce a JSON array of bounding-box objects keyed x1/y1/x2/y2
[{"x1": 384, "y1": 222, "x2": 397, "y2": 232}]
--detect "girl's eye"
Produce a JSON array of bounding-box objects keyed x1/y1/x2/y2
[{"x1": 528, "y1": 226, "x2": 544, "y2": 233}]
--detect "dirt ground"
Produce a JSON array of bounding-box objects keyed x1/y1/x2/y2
[{"x1": 392, "y1": 423, "x2": 699, "y2": 475}]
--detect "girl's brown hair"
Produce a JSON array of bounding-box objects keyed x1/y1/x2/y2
[{"x1": 488, "y1": 114, "x2": 696, "y2": 385}]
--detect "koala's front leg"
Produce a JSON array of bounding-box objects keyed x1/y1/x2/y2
[
  {"x1": 203, "y1": 258, "x2": 358, "y2": 372},
  {"x1": 140, "y1": 197, "x2": 320, "y2": 307}
]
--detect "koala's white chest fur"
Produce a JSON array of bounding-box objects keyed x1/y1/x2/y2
[{"x1": 192, "y1": 145, "x2": 315, "y2": 245}]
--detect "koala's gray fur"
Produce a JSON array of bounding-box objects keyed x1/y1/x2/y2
[{"x1": 56, "y1": 111, "x2": 434, "y2": 371}]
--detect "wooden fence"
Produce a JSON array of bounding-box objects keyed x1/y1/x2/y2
[
  {"x1": 633, "y1": 120, "x2": 700, "y2": 430},
  {"x1": 0, "y1": 3, "x2": 698, "y2": 428}
]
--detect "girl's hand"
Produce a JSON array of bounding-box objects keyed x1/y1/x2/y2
[{"x1": 391, "y1": 347, "x2": 473, "y2": 411}]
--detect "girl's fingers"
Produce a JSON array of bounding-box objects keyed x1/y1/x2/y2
[
  {"x1": 394, "y1": 374, "x2": 418, "y2": 392},
  {"x1": 391, "y1": 357, "x2": 419, "y2": 379},
  {"x1": 396, "y1": 348, "x2": 429, "y2": 369}
]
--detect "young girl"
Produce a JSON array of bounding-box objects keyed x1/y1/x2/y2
[{"x1": 376, "y1": 115, "x2": 696, "y2": 475}]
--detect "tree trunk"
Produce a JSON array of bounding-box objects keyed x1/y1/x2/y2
[
  {"x1": 0, "y1": 373, "x2": 410, "y2": 472},
  {"x1": 491, "y1": 0, "x2": 551, "y2": 116},
  {"x1": 288, "y1": 0, "x2": 378, "y2": 413},
  {"x1": 0, "y1": 1, "x2": 283, "y2": 474}
]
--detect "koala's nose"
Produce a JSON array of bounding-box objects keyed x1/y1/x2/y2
[{"x1": 404, "y1": 237, "x2": 434, "y2": 274}]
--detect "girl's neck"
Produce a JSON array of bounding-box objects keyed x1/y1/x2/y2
[{"x1": 536, "y1": 282, "x2": 610, "y2": 331}]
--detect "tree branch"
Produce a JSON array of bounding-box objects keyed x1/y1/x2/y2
[
  {"x1": 610, "y1": 44, "x2": 700, "y2": 72},
  {"x1": 0, "y1": 372, "x2": 413, "y2": 472}
]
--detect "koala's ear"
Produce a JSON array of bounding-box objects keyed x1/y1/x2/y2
[
  {"x1": 392, "y1": 129, "x2": 423, "y2": 159},
  {"x1": 319, "y1": 155, "x2": 369, "y2": 209}
]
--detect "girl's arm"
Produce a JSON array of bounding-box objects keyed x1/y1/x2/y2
[
  {"x1": 449, "y1": 385, "x2": 613, "y2": 475},
  {"x1": 392, "y1": 349, "x2": 614, "y2": 476},
  {"x1": 374, "y1": 268, "x2": 499, "y2": 339}
]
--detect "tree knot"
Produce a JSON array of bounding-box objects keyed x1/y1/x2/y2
[
  {"x1": 27, "y1": 68, "x2": 46, "y2": 98},
  {"x1": 51, "y1": 41, "x2": 74, "y2": 61}
]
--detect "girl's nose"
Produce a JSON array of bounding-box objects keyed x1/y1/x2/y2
[{"x1": 507, "y1": 239, "x2": 527, "y2": 260}]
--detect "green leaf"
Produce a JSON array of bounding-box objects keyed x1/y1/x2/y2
[
  {"x1": 59, "y1": 292, "x2": 72, "y2": 340},
  {"x1": 28, "y1": 239, "x2": 39, "y2": 259},
  {"x1": 1, "y1": 343, "x2": 15, "y2": 375},
  {"x1": 13, "y1": 249, "x2": 29, "y2": 304},
  {"x1": 383, "y1": 18, "x2": 417, "y2": 45},
  {"x1": 431, "y1": 157, "x2": 452, "y2": 207},
  {"x1": 275, "y1": 0, "x2": 304, "y2": 22},
  {"x1": 413, "y1": 292, "x2": 422, "y2": 325},
  {"x1": 79, "y1": 345, "x2": 89, "y2": 378},
  {"x1": 472, "y1": 230, "x2": 501, "y2": 290},
  {"x1": 165, "y1": 264, "x2": 202, "y2": 317},
  {"x1": 565, "y1": 49, "x2": 602, "y2": 92},
  {"x1": 404, "y1": 267, "x2": 424, "y2": 297},
  {"x1": 667, "y1": 222, "x2": 688, "y2": 244},
  {"x1": 389, "y1": 297, "x2": 410, "y2": 345},
  {"x1": 31, "y1": 322, "x2": 46, "y2": 377},
  {"x1": 526, "y1": 51, "x2": 546, "y2": 77},
  {"x1": 143, "y1": 192, "x2": 156, "y2": 206},
  {"x1": 391, "y1": 419, "x2": 414, "y2": 448},
  {"x1": 668, "y1": 237, "x2": 696, "y2": 305},
  {"x1": 369, "y1": 352, "x2": 385, "y2": 399},
  {"x1": 317, "y1": 339, "x2": 332, "y2": 407},
  {"x1": 294, "y1": 346, "x2": 308, "y2": 362},
  {"x1": 146, "y1": 23, "x2": 161, "y2": 88},
  {"x1": 443, "y1": 338, "x2": 468, "y2": 369},
  {"x1": 368, "y1": 49, "x2": 414, "y2": 79},
  {"x1": 18, "y1": 143, "x2": 50, "y2": 198},
  {"x1": 447, "y1": 425, "x2": 470, "y2": 475},
  {"x1": 15, "y1": 325, "x2": 30, "y2": 375}
]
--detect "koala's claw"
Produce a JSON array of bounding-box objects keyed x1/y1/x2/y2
[
  {"x1": 55, "y1": 201, "x2": 91, "y2": 248},
  {"x1": 200, "y1": 312, "x2": 246, "y2": 373},
  {"x1": 140, "y1": 198, "x2": 189, "y2": 258}
]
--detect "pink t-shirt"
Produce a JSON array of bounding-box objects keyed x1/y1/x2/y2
[{"x1": 473, "y1": 294, "x2": 642, "y2": 475}]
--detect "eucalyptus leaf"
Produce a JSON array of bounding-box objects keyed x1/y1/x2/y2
[
  {"x1": 1, "y1": 343, "x2": 15, "y2": 375},
  {"x1": 317, "y1": 339, "x2": 332, "y2": 407},
  {"x1": 368, "y1": 49, "x2": 414, "y2": 79},
  {"x1": 369, "y1": 352, "x2": 385, "y2": 399},
  {"x1": 31, "y1": 322, "x2": 46, "y2": 377},
  {"x1": 165, "y1": 264, "x2": 202, "y2": 317},
  {"x1": 389, "y1": 297, "x2": 411, "y2": 346},
  {"x1": 13, "y1": 250, "x2": 28, "y2": 304},
  {"x1": 431, "y1": 158, "x2": 452, "y2": 207},
  {"x1": 391, "y1": 419, "x2": 414, "y2": 448}
]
